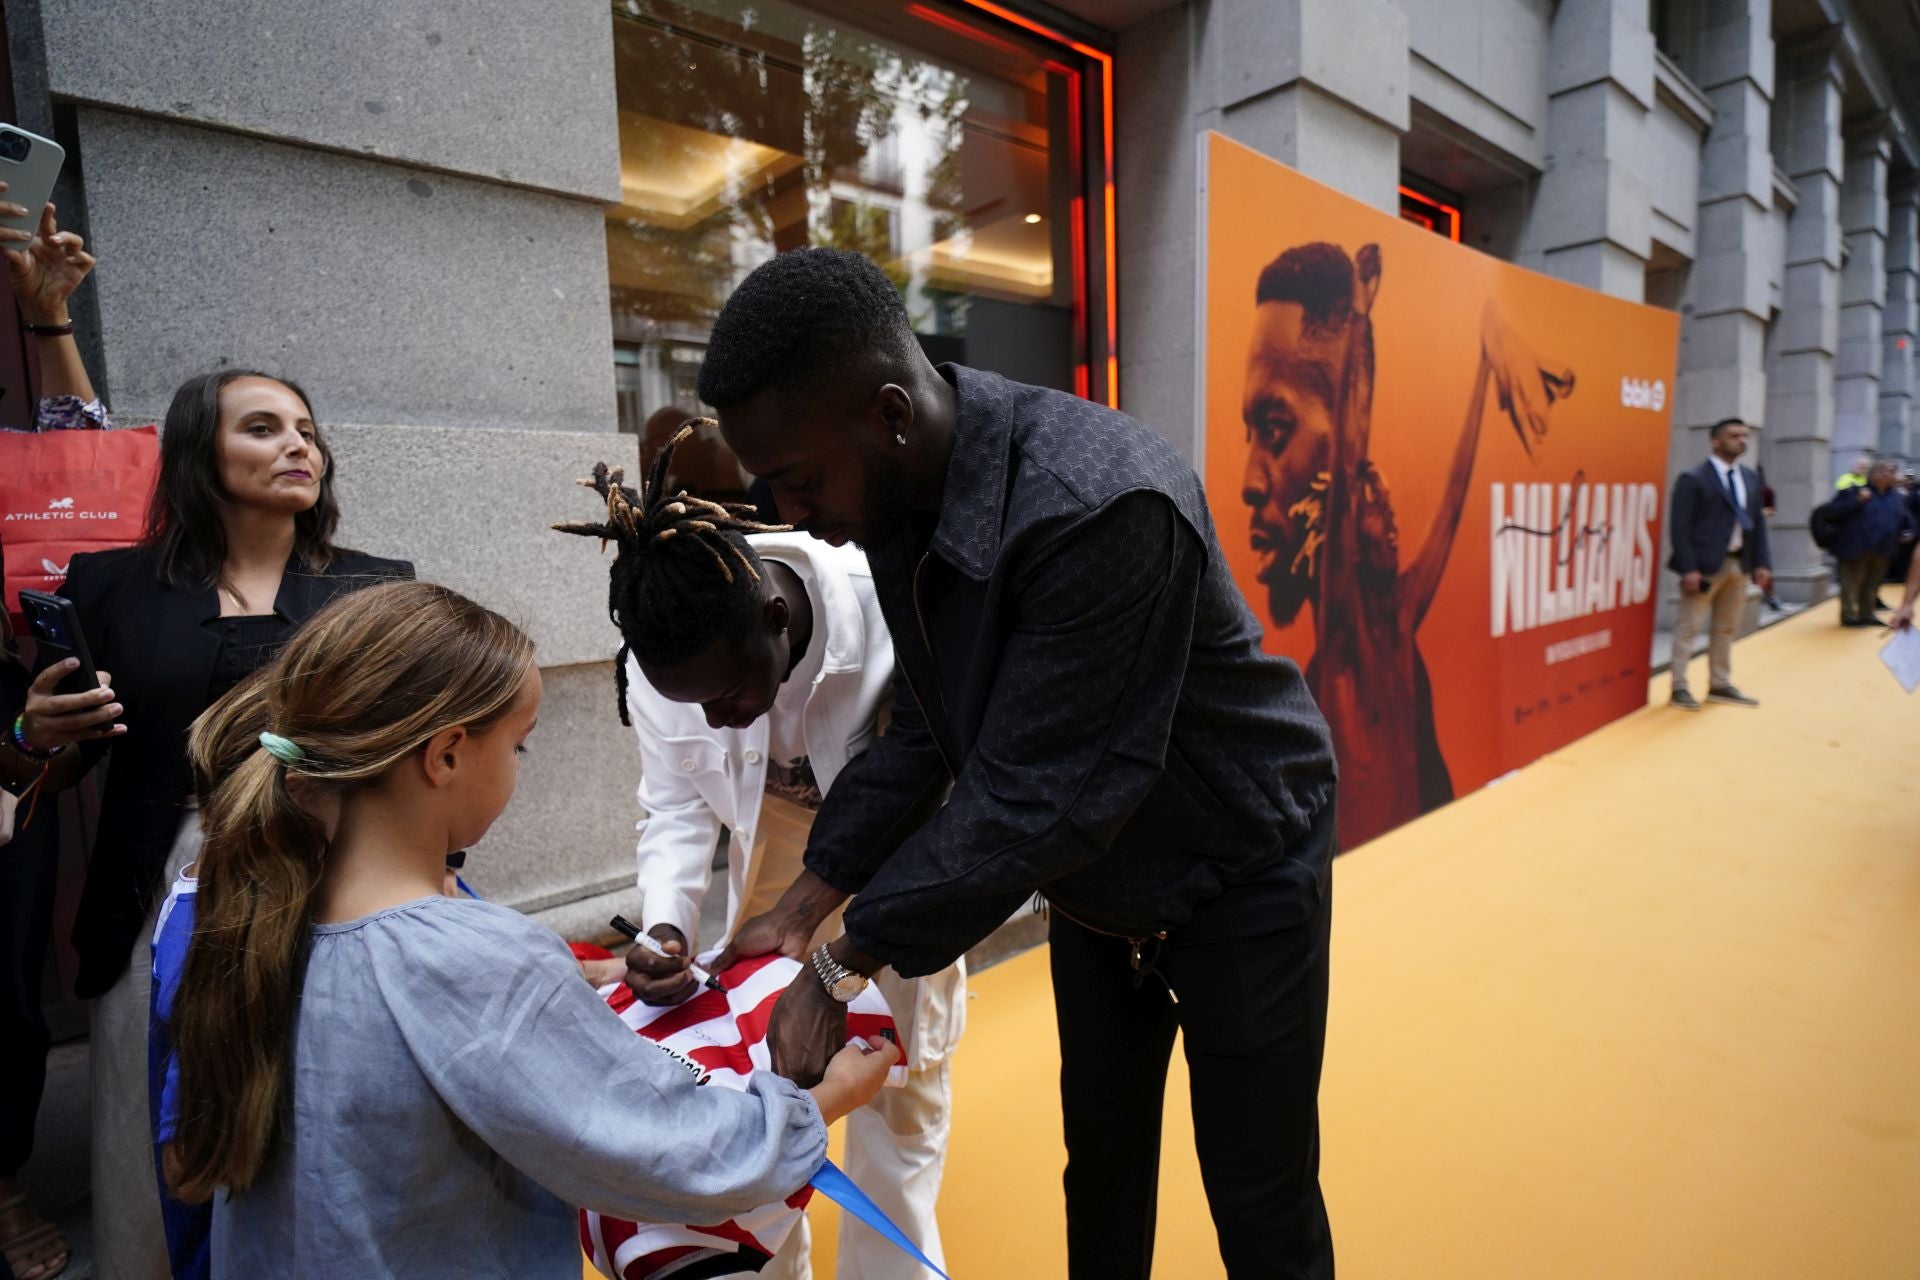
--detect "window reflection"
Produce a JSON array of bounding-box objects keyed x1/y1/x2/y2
[{"x1": 608, "y1": 0, "x2": 1092, "y2": 492}]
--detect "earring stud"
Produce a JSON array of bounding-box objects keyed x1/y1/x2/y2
[{"x1": 895, "y1": 432, "x2": 907, "y2": 446}]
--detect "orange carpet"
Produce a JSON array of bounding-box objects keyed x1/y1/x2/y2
[{"x1": 592, "y1": 596, "x2": 1920, "y2": 1278}]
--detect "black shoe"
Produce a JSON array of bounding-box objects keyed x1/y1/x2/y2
[
  {"x1": 1670, "y1": 690, "x2": 1702, "y2": 712},
  {"x1": 1843, "y1": 618, "x2": 1878, "y2": 628},
  {"x1": 1707, "y1": 686, "x2": 1759, "y2": 707}
]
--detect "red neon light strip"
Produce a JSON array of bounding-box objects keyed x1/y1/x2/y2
[
  {"x1": 904, "y1": 3, "x2": 1030, "y2": 56},
  {"x1": 1397, "y1": 185, "x2": 1461, "y2": 243},
  {"x1": 950, "y1": 0, "x2": 1119, "y2": 409}
]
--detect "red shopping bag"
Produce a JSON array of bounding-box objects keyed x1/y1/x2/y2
[{"x1": 0, "y1": 425, "x2": 158, "y2": 625}]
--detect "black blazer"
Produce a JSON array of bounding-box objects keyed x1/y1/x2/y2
[
  {"x1": 1667, "y1": 459, "x2": 1771, "y2": 577},
  {"x1": 55, "y1": 544, "x2": 412, "y2": 996},
  {"x1": 803, "y1": 366, "x2": 1336, "y2": 976}
]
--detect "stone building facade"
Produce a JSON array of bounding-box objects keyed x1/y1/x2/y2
[{"x1": 5, "y1": 0, "x2": 1915, "y2": 940}]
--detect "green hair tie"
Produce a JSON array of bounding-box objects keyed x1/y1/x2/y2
[{"x1": 258, "y1": 731, "x2": 306, "y2": 765}]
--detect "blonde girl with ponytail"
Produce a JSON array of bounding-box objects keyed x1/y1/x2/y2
[{"x1": 165, "y1": 581, "x2": 896, "y2": 1277}]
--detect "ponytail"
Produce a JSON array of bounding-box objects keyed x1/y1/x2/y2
[
  {"x1": 166, "y1": 678, "x2": 328, "y2": 1202},
  {"x1": 161, "y1": 580, "x2": 534, "y2": 1202}
]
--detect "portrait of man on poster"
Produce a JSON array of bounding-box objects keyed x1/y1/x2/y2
[{"x1": 1239, "y1": 241, "x2": 1575, "y2": 849}]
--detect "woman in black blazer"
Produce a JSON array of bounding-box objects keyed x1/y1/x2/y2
[{"x1": 17, "y1": 367, "x2": 409, "y2": 1276}]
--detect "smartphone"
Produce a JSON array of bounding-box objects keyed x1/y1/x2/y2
[
  {"x1": 0, "y1": 125, "x2": 65, "y2": 242},
  {"x1": 19, "y1": 589, "x2": 99, "y2": 697}
]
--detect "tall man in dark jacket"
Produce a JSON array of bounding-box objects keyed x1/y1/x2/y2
[
  {"x1": 1668, "y1": 417, "x2": 1772, "y2": 710},
  {"x1": 1831, "y1": 459, "x2": 1918, "y2": 626},
  {"x1": 703, "y1": 250, "x2": 1339, "y2": 1279}
]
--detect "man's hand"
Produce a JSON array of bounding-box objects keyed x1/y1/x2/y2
[
  {"x1": 712, "y1": 908, "x2": 815, "y2": 973},
  {"x1": 765, "y1": 970, "x2": 847, "y2": 1088},
  {"x1": 1481, "y1": 302, "x2": 1573, "y2": 458},
  {"x1": 712, "y1": 868, "x2": 848, "y2": 971},
  {"x1": 625, "y1": 923, "x2": 698, "y2": 1006},
  {"x1": 0, "y1": 196, "x2": 95, "y2": 326},
  {"x1": 1682, "y1": 571, "x2": 1703, "y2": 595},
  {"x1": 1753, "y1": 567, "x2": 1773, "y2": 593}
]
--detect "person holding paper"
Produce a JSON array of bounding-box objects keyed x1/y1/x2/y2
[{"x1": 1893, "y1": 543, "x2": 1920, "y2": 631}]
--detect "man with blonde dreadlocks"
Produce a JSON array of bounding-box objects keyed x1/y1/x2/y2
[{"x1": 555, "y1": 425, "x2": 964, "y2": 1280}]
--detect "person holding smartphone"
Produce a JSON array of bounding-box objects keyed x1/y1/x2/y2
[
  {"x1": 0, "y1": 186, "x2": 106, "y2": 1280},
  {"x1": 13, "y1": 238, "x2": 412, "y2": 1275}
]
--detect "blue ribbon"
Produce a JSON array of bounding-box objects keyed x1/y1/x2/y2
[{"x1": 808, "y1": 1157, "x2": 951, "y2": 1278}]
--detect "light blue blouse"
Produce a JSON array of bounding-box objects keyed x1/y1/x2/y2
[{"x1": 211, "y1": 895, "x2": 826, "y2": 1277}]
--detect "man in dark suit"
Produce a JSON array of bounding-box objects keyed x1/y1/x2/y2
[{"x1": 1667, "y1": 416, "x2": 1772, "y2": 710}]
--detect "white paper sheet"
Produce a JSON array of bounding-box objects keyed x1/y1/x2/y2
[{"x1": 1879, "y1": 625, "x2": 1920, "y2": 694}]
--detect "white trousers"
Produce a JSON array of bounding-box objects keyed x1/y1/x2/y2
[{"x1": 734, "y1": 797, "x2": 960, "y2": 1279}]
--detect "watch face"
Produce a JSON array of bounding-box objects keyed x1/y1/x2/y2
[{"x1": 828, "y1": 972, "x2": 869, "y2": 1003}]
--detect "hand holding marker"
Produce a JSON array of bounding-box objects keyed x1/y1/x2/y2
[{"x1": 610, "y1": 915, "x2": 725, "y2": 993}]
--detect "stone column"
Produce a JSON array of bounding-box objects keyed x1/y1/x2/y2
[
  {"x1": 1668, "y1": 0, "x2": 1773, "y2": 628},
  {"x1": 1881, "y1": 181, "x2": 1919, "y2": 459},
  {"x1": 1833, "y1": 121, "x2": 1892, "y2": 472},
  {"x1": 1520, "y1": 0, "x2": 1656, "y2": 300},
  {"x1": 1764, "y1": 36, "x2": 1846, "y2": 604},
  {"x1": 1115, "y1": 0, "x2": 1409, "y2": 460},
  {"x1": 1206, "y1": 0, "x2": 1410, "y2": 215}
]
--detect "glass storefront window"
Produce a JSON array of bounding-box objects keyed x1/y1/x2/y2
[{"x1": 607, "y1": 0, "x2": 1106, "y2": 494}]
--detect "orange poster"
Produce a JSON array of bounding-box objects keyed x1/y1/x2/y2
[{"x1": 1201, "y1": 133, "x2": 1679, "y2": 852}]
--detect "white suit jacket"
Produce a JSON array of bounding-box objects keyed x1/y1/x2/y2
[{"x1": 625, "y1": 532, "x2": 894, "y2": 952}]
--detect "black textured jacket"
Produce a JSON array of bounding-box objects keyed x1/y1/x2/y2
[
  {"x1": 54, "y1": 545, "x2": 412, "y2": 996},
  {"x1": 807, "y1": 366, "x2": 1336, "y2": 977}
]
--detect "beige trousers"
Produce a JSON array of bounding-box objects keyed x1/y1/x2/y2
[
  {"x1": 1671, "y1": 557, "x2": 1748, "y2": 696},
  {"x1": 739, "y1": 794, "x2": 962, "y2": 1280},
  {"x1": 88, "y1": 813, "x2": 200, "y2": 1280}
]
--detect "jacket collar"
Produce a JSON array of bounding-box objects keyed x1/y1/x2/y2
[
  {"x1": 749, "y1": 533, "x2": 870, "y2": 677},
  {"x1": 928, "y1": 364, "x2": 1012, "y2": 582},
  {"x1": 181, "y1": 552, "x2": 342, "y2": 624}
]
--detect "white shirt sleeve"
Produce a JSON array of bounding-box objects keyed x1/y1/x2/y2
[{"x1": 627, "y1": 678, "x2": 725, "y2": 946}]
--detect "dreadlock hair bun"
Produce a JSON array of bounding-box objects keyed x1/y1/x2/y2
[{"x1": 553, "y1": 421, "x2": 791, "y2": 724}]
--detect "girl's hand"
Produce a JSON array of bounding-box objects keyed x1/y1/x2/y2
[
  {"x1": 807, "y1": 1035, "x2": 899, "y2": 1124},
  {"x1": 578, "y1": 955, "x2": 628, "y2": 987},
  {"x1": 21, "y1": 660, "x2": 124, "y2": 751},
  {"x1": 0, "y1": 193, "x2": 95, "y2": 326}
]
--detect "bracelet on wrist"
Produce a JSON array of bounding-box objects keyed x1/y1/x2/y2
[
  {"x1": 21, "y1": 318, "x2": 73, "y2": 337},
  {"x1": 8, "y1": 713, "x2": 65, "y2": 761}
]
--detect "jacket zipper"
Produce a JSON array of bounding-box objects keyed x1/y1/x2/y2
[{"x1": 904, "y1": 549, "x2": 957, "y2": 780}]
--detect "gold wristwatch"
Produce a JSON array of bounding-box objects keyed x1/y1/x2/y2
[{"x1": 810, "y1": 942, "x2": 870, "y2": 1003}]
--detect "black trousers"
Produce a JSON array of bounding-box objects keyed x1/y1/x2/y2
[
  {"x1": 1051, "y1": 803, "x2": 1336, "y2": 1280},
  {"x1": 0, "y1": 800, "x2": 60, "y2": 1177}
]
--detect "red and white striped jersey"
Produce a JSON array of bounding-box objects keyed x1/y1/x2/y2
[{"x1": 580, "y1": 952, "x2": 903, "y2": 1279}]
